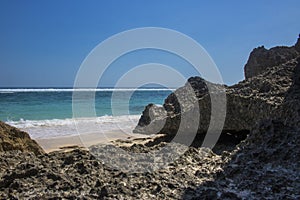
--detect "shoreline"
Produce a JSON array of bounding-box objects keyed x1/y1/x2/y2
[
  {"x1": 36, "y1": 131, "x2": 152, "y2": 153},
  {"x1": 1, "y1": 37, "x2": 299, "y2": 199}
]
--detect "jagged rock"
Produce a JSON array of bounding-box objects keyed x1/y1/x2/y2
[
  {"x1": 295, "y1": 34, "x2": 300, "y2": 52},
  {"x1": 134, "y1": 37, "x2": 300, "y2": 148},
  {"x1": 0, "y1": 121, "x2": 44, "y2": 155},
  {"x1": 244, "y1": 37, "x2": 300, "y2": 79},
  {"x1": 134, "y1": 60, "x2": 298, "y2": 137},
  {"x1": 183, "y1": 58, "x2": 300, "y2": 199}
]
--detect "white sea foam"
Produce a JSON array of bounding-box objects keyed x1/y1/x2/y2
[
  {"x1": 7, "y1": 115, "x2": 141, "y2": 139},
  {"x1": 0, "y1": 88, "x2": 175, "y2": 92},
  {"x1": 0, "y1": 92, "x2": 14, "y2": 94}
]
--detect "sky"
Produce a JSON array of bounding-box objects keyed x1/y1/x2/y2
[{"x1": 0, "y1": 0, "x2": 299, "y2": 87}]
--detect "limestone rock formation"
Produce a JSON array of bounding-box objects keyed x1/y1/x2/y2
[
  {"x1": 185, "y1": 57, "x2": 300, "y2": 199},
  {"x1": 134, "y1": 37, "x2": 300, "y2": 147},
  {"x1": 295, "y1": 34, "x2": 300, "y2": 52},
  {"x1": 0, "y1": 121, "x2": 44, "y2": 155},
  {"x1": 244, "y1": 36, "x2": 300, "y2": 79}
]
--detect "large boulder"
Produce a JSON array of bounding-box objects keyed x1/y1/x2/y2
[
  {"x1": 0, "y1": 121, "x2": 44, "y2": 155},
  {"x1": 134, "y1": 37, "x2": 300, "y2": 147}
]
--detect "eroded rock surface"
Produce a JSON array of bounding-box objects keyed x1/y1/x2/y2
[
  {"x1": 134, "y1": 37, "x2": 300, "y2": 148},
  {"x1": 0, "y1": 121, "x2": 44, "y2": 155},
  {"x1": 184, "y1": 58, "x2": 300, "y2": 199},
  {"x1": 244, "y1": 37, "x2": 300, "y2": 79}
]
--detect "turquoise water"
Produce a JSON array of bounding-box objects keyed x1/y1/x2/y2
[
  {"x1": 0, "y1": 89, "x2": 172, "y2": 121},
  {"x1": 0, "y1": 88, "x2": 172, "y2": 138}
]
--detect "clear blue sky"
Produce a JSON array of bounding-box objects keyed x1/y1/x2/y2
[{"x1": 0, "y1": 0, "x2": 299, "y2": 87}]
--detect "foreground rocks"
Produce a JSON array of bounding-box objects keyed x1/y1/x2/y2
[
  {"x1": 0, "y1": 116, "x2": 299, "y2": 199},
  {"x1": 0, "y1": 146, "x2": 224, "y2": 199},
  {"x1": 0, "y1": 121, "x2": 44, "y2": 155},
  {"x1": 183, "y1": 118, "x2": 300, "y2": 199}
]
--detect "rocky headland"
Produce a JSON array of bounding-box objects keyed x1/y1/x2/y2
[{"x1": 0, "y1": 37, "x2": 300, "y2": 199}]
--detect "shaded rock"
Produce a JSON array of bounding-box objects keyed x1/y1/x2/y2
[
  {"x1": 0, "y1": 121, "x2": 44, "y2": 155},
  {"x1": 183, "y1": 115, "x2": 300, "y2": 199},
  {"x1": 244, "y1": 37, "x2": 300, "y2": 79},
  {"x1": 99, "y1": 186, "x2": 109, "y2": 197},
  {"x1": 135, "y1": 104, "x2": 167, "y2": 134},
  {"x1": 295, "y1": 34, "x2": 300, "y2": 52}
]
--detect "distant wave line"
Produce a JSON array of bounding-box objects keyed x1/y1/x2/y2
[{"x1": 0, "y1": 88, "x2": 176, "y2": 92}]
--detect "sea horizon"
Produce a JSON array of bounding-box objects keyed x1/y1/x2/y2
[{"x1": 0, "y1": 87, "x2": 177, "y2": 93}]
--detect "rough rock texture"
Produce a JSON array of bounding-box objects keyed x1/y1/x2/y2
[
  {"x1": 295, "y1": 35, "x2": 300, "y2": 52},
  {"x1": 183, "y1": 118, "x2": 300, "y2": 199},
  {"x1": 134, "y1": 61, "x2": 298, "y2": 142},
  {"x1": 244, "y1": 36, "x2": 300, "y2": 79},
  {"x1": 0, "y1": 121, "x2": 44, "y2": 155},
  {"x1": 0, "y1": 147, "x2": 224, "y2": 199},
  {"x1": 184, "y1": 57, "x2": 300, "y2": 199},
  {"x1": 133, "y1": 37, "x2": 300, "y2": 148}
]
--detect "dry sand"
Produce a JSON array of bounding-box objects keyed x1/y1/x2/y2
[{"x1": 36, "y1": 131, "x2": 151, "y2": 153}]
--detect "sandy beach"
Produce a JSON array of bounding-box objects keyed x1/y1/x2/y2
[{"x1": 36, "y1": 131, "x2": 151, "y2": 153}]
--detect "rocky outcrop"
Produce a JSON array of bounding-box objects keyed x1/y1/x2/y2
[
  {"x1": 1, "y1": 37, "x2": 300, "y2": 199},
  {"x1": 184, "y1": 57, "x2": 300, "y2": 199},
  {"x1": 133, "y1": 37, "x2": 300, "y2": 148},
  {"x1": 0, "y1": 121, "x2": 44, "y2": 155},
  {"x1": 244, "y1": 36, "x2": 300, "y2": 79},
  {"x1": 133, "y1": 61, "x2": 298, "y2": 134},
  {"x1": 295, "y1": 35, "x2": 300, "y2": 52}
]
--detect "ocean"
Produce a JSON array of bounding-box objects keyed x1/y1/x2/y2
[{"x1": 0, "y1": 88, "x2": 173, "y2": 139}]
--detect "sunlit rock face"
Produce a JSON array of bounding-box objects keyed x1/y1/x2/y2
[
  {"x1": 0, "y1": 121, "x2": 44, "y2": 155},
  {"x1": 134, "y1": 37, "x2": 300, "y2": 147}
]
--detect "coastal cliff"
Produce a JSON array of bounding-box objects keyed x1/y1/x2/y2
[
  {"x1": 134, "y1": 36, "x2": 300, "y2": 150},
  {"x1": 0, "y1": 37, "x2": 299, "y2": 199}
]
